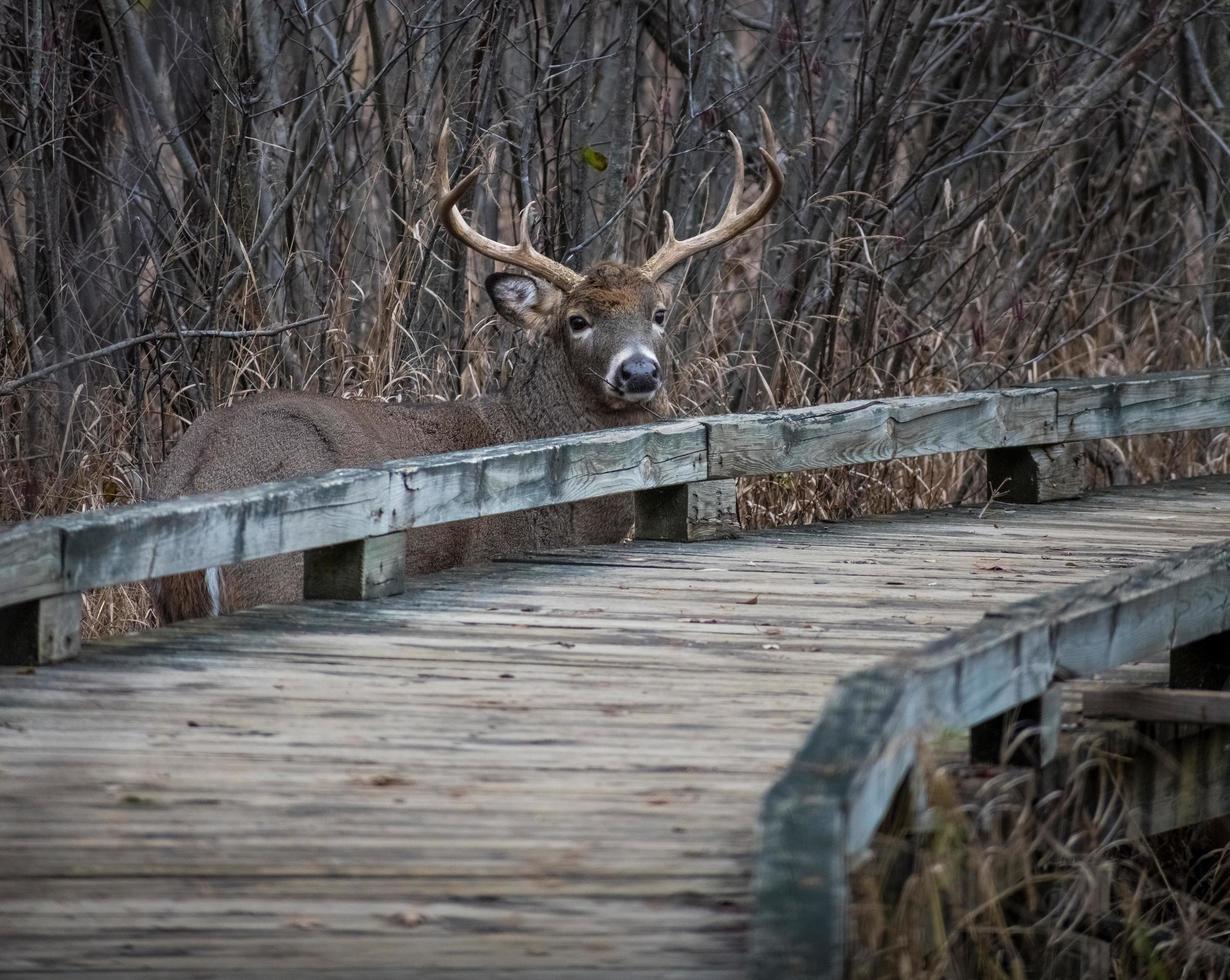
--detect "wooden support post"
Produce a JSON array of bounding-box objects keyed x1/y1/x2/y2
[
  {"x1": 303, "y1": 532, "x2": 407, "y2": 601},
  {"x1": 986, "y1": 442, "x2": 1085, "y2": 503},
  {"x1": 634, "y1": 479, "x2": 740, "y2": 542},
  {"x1": 0, "y1": 593, "x2": 83, "y2": 666},
  {"x1": 970, "y1": 684, "x2": 1062, "y2": 767}
]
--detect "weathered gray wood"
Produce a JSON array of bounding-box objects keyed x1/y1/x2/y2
[
  {"x1": 0, "y1": 422, "x2": 706, "y2": 609},
  {"x1": 5, "y1": 477, "x2": 1230, "y2": 977},
  {"x1": 303, "y1": 532, "x2": 407, "y2": 601},
  {"x1": 755, "y1": 534, "x2": 1230, "y2": 978},
  {"x1": 710, "y1": 369, "x2": 1230, "y2": 479},
  {"x1": 707, "y1": 387, "x2": 1058, "y2": 478},
  {"x1": 0, "y1": 592, "x2": 82, "y2": 666},
  {"x1": 1082, "y1": 687, "x2": 1230, "y2": 725},
  {"x1": 969, "y1": 683, "x2": 1061, "y2": 766},
  {"x1": 634, "y1": 479, "x2": 740, "y2": 542},
  {"x1": 986, "y1": 442, "x2": 1085, "y2": 503},
  {"x1": 389, "y1": 420, "x2": 707, "y2": 528},
  {"x1": 0, "y1": 524, "x2": 64, "y2": 607},
  {"x1": 1114, "y1": 724, "x2": 1230, "y2": 835},
  {"x1": 1053, "y1": 370, "x2": 1230, "y2": 441},
  {"x1": 5, "y1": 372, "x2": 1230, "y2": 613}
]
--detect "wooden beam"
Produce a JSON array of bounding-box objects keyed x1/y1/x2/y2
[
  {"x1": 0, "y1": 593, "x2": 82, "y2": 666},
  {"x1": 634, "y1": 479, "x2": 740, "y2": 542},
  {"x1": 0, "y1": 421, "x2": 706, "y2": 610},
  {"x1": 970, "y1": 684, "x2": 1062, "y2": 766},
  {"x1": 5, "y1": 371, "x2": 1230, "y2": 614},
  {"x1": 754, "y1": 538, "x2": 1230, "y2": 978},
  {"x1": 1111, "y1": 724, "x2": 1230, "y2": 836},
  {"x1": 706, "y1": 387, "x2": 1058, "y2": 478},
  {"x1": 1082, "y1": 687, "x2": 1230, "y2": 725},
  {"x1": 303, "y1": 532, "x2": 407, "y2": 601},
  {"x1": 708, "y1": 369, "x2": 1230, "y2": 479},
  {"x1": 986, "y1": 443, "x2": 1085, "y2": 503}
]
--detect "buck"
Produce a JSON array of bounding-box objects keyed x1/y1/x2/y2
[{"x1": 151, "y1": 111, "x2": 783, "y2": 620}]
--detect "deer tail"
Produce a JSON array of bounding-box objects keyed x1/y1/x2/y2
[{"x1": 150, "y1": 566, "x2": 227, "y2": 624}]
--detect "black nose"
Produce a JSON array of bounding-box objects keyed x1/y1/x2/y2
[{"x1": 618, "y1": 355, "x2": 660, "y2": 393}]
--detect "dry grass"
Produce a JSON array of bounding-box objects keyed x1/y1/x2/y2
[{"x1": 853, "y1": 736, "x2": 1230, "y2": 980}]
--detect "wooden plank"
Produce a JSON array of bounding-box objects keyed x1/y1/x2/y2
[
  {"x1": 1113, "y1": 724, "x2": 1230, "y2": 836},
  {"x1": 387, "y1": 420, "x2": 707, "y2": 528},
  {"x1": 5, "y1": 373, "x2": 1230, "y2": 610},
  {"x1": 0, "y1": 524, "x2": 63, "y2": 606},
  {"x1": 969, "y1": 683, "x2": 1061, "y2": 765},
  {"x1": 1082, "y1": 687, "x2": 1230, "y2": 724},
  {"x1": 0, "y1": 422, "x2": 706, "y2": 609},
  {"x1": 986, "y1": 443, "x2": 1085, "y2": 503},
  {"x1": 303, "y1": 531, "x2": 407, "y2": 600},
  {"x1": 634, "y1": 479, "x2": 740, "y2": 542},
  {"x1": 1054, "y1": 370, "x2": 1230, "y2": 440},
  {"x1": 0, "y1": 593, "x2": 82, "y2": 666},
  {"x1": 706, "y1": 387, "x2": 1058, "y2": 478},
  {"x1": 754, "y1": 535, "x2": 1230, "y2": 978}
]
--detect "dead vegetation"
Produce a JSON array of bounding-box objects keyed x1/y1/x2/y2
[
  {"x1": 853, "y1": 736, "x2": 1230, "y2": 980},
  {"x1": 2, "y1": 1, "x2": 1230, "y2": 970}
]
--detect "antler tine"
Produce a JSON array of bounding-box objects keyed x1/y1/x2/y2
[
  {"x1": 639, "y1": 107, "x2": 784, "y2": 282},
  {"x1": 436, "y1": 120, "x2": 583, "y2": 291}
]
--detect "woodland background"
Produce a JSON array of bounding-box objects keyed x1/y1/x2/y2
[
  {"x1": 4, "y1": 1, "x2": 1230, "y2": 974},
  {"x1": 3, "y1": 0, "x2": 1230, "y2": 637}
]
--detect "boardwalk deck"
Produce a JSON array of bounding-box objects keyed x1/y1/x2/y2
[{"x1": 4, "y1": 476, "x2": 1230, "y2": 977}]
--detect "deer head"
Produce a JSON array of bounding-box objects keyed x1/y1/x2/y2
[{"x1": 436, "y1": 110, "x2": 783, "y2": 411}]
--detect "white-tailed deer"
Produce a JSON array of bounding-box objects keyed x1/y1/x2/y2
[{"x1": 151, "y1": 111, "x2": 783, "y2": 620}]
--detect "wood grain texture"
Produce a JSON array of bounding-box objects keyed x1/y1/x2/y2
[
  {"x1": 754, "y1": 479, "x2": 1230, "y2": 978},
  {"x1": 987, "y1": 442, "x2": 1085, "y2": 503},
  {"x1": 6, "y1": 476, "x2": 1230, "y2": 976},
  {"x1": 634, "y1": 479, "x2": 740, "y2": 541},
  {"x1": 706, "y1": 387, "x2": 1058, "y2": 478},
  {"x1": 4, "y1": 371, "x2": 1230, "y2": 612},
  {"x1": 0, "y1": 422, "x2": 706, "y2": 610},
  {"x1": 0, "y1": 592, "x2": 81, "y2": 666},
  {"x1": 1082, "y1": 687, "x2": 1230, "y2": 724},
  {"x1": 303, "y1": 531, "x2": 407, "y2": 600}
]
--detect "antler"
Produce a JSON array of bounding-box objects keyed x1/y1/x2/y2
[
  {"x1": 638, "y1": 107, "x2": 784, "y2": 282},
  {"x1": 436, "y1": 121, "x2": 584, "y2": 292}
]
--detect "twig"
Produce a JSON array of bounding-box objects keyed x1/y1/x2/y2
[{"x1": 1, "y1": 314, "x2": 336, "y2": 397}]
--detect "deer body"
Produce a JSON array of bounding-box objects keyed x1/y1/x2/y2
[{"x1": 151, "y1": 114, "x2": 782, "y2": 621}]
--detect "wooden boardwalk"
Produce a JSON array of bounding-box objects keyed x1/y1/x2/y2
[{"x1": 5, "y1": 475, "x2": 1230, "y2": 977}]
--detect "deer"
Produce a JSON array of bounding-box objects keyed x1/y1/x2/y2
[{"x1": 150, "y1": 110, "x2": 783, "y2": 621}]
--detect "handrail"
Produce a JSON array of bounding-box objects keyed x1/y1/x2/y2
[
  {"x1": 3, "y1": 369, "x2": 1230, "y2": 612},
  {"x1": 750, "y1": 538, "x2": 1230, "y2": 979}
]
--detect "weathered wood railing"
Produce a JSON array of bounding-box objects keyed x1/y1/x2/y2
[
  {"x1": 3, "y1": 368, "x2": 1230, "y2": 664},
  {"x1": 753, "y1": 540, "x2": 1230, "y2": 979}
]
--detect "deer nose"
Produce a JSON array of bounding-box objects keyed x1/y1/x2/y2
[{"x1": 618, "y1": 354, "x2": 660, "y2": 393}]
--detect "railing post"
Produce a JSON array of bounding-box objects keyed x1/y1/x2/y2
[
  {"x1": 633, "y1": 479, "x2": 740, "y2": 542},
  {"x1": 970, "y1": 683, "x2": 1062, "y2": 767},
  {"x1": 0, "y1": 593, "x2": 83, "y2": 666},
  {"x1": 986, "y1": 442, "x2": 1085, "y2": 503},
  {"x1": 303, "y1": 531, "x2": 407, "y2": 601}
]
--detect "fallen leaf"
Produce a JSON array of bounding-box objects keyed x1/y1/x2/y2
[
  {"x1": 390, "y1": 909, "x2": 427, "y2": 928},
  {"x1": 737, "y1": 595, "x2": 760, "y2": 605}
]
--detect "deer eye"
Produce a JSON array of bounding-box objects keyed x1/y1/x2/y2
[
  {"x1": 652, "y1": 309, "x2": 667, "y2": 326},
  {"x1": 568, "y1": 314, "x2": 590, "y2": 333}
]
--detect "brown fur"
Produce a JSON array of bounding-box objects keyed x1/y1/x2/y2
[{"x1": 149, "y1": 265, "x2": 672, "y2": 621}]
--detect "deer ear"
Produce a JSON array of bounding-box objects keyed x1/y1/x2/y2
[{"x1": 486, "y1": 273, "x2": 559, "y2": 332}]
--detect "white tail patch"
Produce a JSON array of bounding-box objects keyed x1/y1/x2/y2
[{"x1": 204, "y1": 566, "x2": 223, "y2": 617}]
